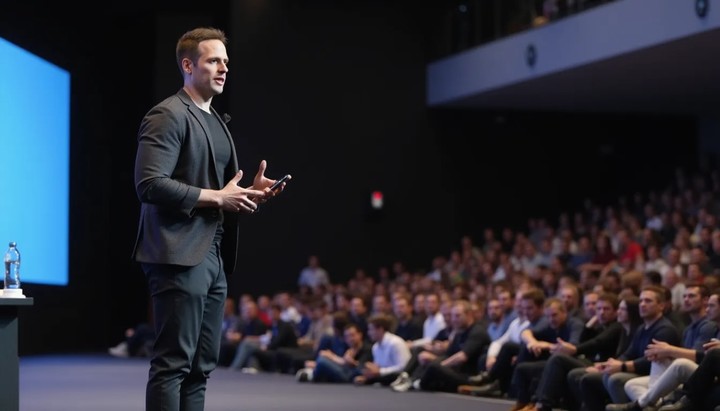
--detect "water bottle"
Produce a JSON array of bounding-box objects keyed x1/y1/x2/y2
[{"x1": 4, "y1": 242, "x2": 23, "y2": 295}]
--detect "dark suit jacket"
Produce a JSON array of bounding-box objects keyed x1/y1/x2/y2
[{"x1": 132, "y1": 88, "x2": 240, "y2": 275}]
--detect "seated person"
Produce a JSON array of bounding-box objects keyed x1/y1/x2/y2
[
  {"x1": 296, "y1": 323, "x2": 373, "y2": 383},
  {"x1": 353, "y1": 314, "x2": 411, "y2": 386}
]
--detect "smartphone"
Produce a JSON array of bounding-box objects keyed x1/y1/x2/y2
[{"x1": 270, "y1": 174, "x2": 292, "y2": 191}]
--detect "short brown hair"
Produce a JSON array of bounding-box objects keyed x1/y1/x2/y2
[
  {"x1": 521, "y1": 288, "x2": 545, "y2": 308},
  {"x1": 175, "y1": 27, "x2": 227, "y2": 74},
  {"x1": 367, "y1": 314, "x2": 393, "y2": 331}
]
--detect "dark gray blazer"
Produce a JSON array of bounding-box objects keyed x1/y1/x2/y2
[{"x1": 132, "y1": 88, "x2": 240, "y2": 275}]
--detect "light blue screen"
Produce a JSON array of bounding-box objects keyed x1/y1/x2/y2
[{"x1": 0, "y1": 37, "x2": 70, "y2": 286}]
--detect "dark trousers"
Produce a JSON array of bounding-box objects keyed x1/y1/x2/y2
[
  {"x1": 535, "y1": 354, "x2": 591, "y2": 410},
  {"x1": 275, "y1": 346, "x2": 314, "y2": 374},
  {"x1": 512, "y1": 360, "x2": 547, "y2": 403},
  {"x1": 403, "y1": 346, "x2": 425, "y2": 378},
  {"x1": 143, "y1": 242, "x2": 227, "y2": 411},
  {"x1": 489, "y1": 341, "x2": 521, "y2": 395},
  {"x1": 577, "y1": 370, "x2": 612, "y2": 411},
  {"x1": 419, "y1": 362, "x2": 471, "y2": 393},
  {"x1": 365, "y1": 372, "x2": 400, "y2": 386},
  {"x1": 683, "y1": 348, "x2": 720, "y2": 410}
]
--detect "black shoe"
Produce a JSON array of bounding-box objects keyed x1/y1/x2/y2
[
  {"x1": 657, "y1": 396, "x2": 692, "y2": 411},
  {"x1": 467, "y1": 371, "x2": 490, "y2": 385},
  {"x1": 468, "y1": 380, "x2": 502, "y2": 397}
]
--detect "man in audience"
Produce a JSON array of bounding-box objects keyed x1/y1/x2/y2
[
  {"x1": 657, "y1": 343, "x2": 720, "y2": 410},
  {"x1": 575, "y1": 286, "x2": 681, "y2": 411},
  {"x1": 606, "y1": 285, "x2": 718, "y2": 411},
  {"x1": 353, "y1": 314, "x2": 411, "y2": 386},
  {"x1": 486, "y1": 297, "x2": 509, "y2": 341},
  {"x1": 391, "y1": 299, "x2": 489, "y2": 393},
  {"x1": 460, "y1": 288, "x2": 546, "y2": 397},
  {"x1": 407, "y1": 292, "x2": 447, "y2": 348},
  {"x1": 508, "y1": 296, "x2": 585, "y2": 410},
  {"x1": 392, "y1": 294, "x2": 424, "y2": 342},
  {"x1": 296, "y1": 322, "x2": 373, "y2": 383},
  {"x1": 220, "y1": 299, "x2": 267, "y2": 367},
  {"x1": 529, "y1": 292, "x2": 626, "y2": 411}
]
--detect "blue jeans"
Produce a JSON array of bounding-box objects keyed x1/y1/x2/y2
[{"x1": 313, "y1": 356, "x2": 359, "y2": 383}]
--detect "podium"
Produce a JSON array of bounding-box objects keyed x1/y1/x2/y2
[{"x1": 0, "y1": 297, "x2": 33, "y2": 411}]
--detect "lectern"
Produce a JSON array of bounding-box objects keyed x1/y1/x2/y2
[{"x1": 0, "y1": 297, "x2": 33, "y2": 411}]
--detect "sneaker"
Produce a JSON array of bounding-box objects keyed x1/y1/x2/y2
[
  {"x1": 108, "y1": 342, "x2": 129, "y2": 358},
  {"x1": 412, "y1": 379, "x2": 421, "y2": 390},
  {"x1": 240, "y1": 367, "x2": 258, "y2": 374},
  {"x1": 391, "y1": 376, "x2": 413, "y2": 393},
  {"x1": 390, "y1": 372, "x2": 410, "y2": 388},
  {"x1": 295, "y1": 368, "x2": 313, "y2": 382}
]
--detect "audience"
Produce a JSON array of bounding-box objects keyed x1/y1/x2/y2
[{"x1": 109, "y1": 166, "x2": 720, "y2": 410}]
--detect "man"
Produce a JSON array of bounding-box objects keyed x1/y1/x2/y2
[
  {"x1": 576, "y1": 286, "x2": 681, "y2": 411},
  {"x1": 608, "y1": 286, "x2": 718, "y2": 411},
  {"x1": 300, "y1": 323, "x2": 373, "y2": 383},
  {"x1": 391, "y1": 300, "x2": 489, "y2": 393},
  {"x1": 657, "y1": 343, "x2": 720, "y2": 411},
  {"x1": 508, "y1": 297, "x2": 585, "y2": 410},
  {"x1": 297, "y1": 255, "x2": 330, "y2": 292},
  {"x1": 132, "y1": 27, "x2": 287, "y2": 411},
  {"x1": 392, "y1": 295, "x2": 424, "y2": 342},
  {"x1": 406, "y1": 292, "x2": 446, "y2": 349},
  {"x1": 462, "y1": 288, "x2": 546, "y2": 398},
  {"x1": 529, "y1": 292, "x2": 624, "y2": 411},
  {"x1": 219, "y1": 299, "x2": 267, "y2": 367},
  {"x1": 354, "y1": 314, "x2": 411, "y2": 385},
  {"x1": 485, "y1": 297, "x2": 509, "y2": 341}
]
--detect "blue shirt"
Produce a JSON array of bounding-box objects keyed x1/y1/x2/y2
[{"x1": 622, "y1": 316, "x2": 681, "y2": 375}]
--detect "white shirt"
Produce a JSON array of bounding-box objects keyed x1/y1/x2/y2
[
  {"x1": 487, "y1": 316, "x2": 530, "y2": 358},
  {"x1": 372, "y1": 332, "x2": 411, "y2": 376},
  {"x1": 411, "y1": 312, "x2": 447, "y2": 347}
]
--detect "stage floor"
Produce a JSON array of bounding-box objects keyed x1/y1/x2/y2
[{"x1": 18, "y1": 354, "x2": 516, "y2": 411}]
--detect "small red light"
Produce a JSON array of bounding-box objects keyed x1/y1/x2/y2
[{"x1": 371, "y1": 191, "x2": 384, "y2": 210}]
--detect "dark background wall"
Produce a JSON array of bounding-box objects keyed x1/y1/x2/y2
[{"x1": 0, "y1": 1, "x2": 699, "y2": 354}]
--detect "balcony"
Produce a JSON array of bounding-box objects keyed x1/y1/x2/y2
[{"x1": 427, "y1": 0, "x2": 720, "y2": 115}]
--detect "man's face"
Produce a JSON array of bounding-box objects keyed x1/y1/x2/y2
[
  {"x1": 545, "y1": 304, "x2": 567, "y2": 329},
  {"x1": 682, "y1": 286, "x2": 705, "y2": 315},
  {"x1": 487, "y1": 300, "x2": 503, "y2": 322},
  {"x1": 373, "y1": 296, "x2": 389, "y2": 314},
  {"x1": 498, "y1": 291, "x2": 513, "y2": 311},
  {"x1": 451, "y1": 305, "x2": 469, "y2": 330},
  {"x1": 560, "y1": 287, "x2": 577, "y2": 310},
  {"x1": 425, "y1": 295, "x2": 440, "y2": 315},
  {"x1": 595, "y1": 299, "x2": 617, "y2": 325},
  {"x1": 350, "y1": 298, "x2": 366, "y2": 315},
  {"x1": 414, "y1": 295, "x2": 425, "y2": 314},
  {"x1": 639, "y1": 290, "x2": 663, "y2": 320},
  {"x1": 583, "y1": 292, "x2": 599, "y2": 319},
  {"x1": 344, "y1": 327, "x2": 362, "y2": 347},
  {"x1": 707, "y1": 295, "x2": 720, "y2": 322},
  {"x1": 393, "y1": 299, "x2": 411, "y2": 320},
  {"x1": 521, "y1": 298, "x2": 542, "y2": 322},
  {"x1": 367, "y1": 323, "x2": 381, "y2": 342},
  {"x1": 190, "y1": 39, "x2": 228, "y2": 99}
]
